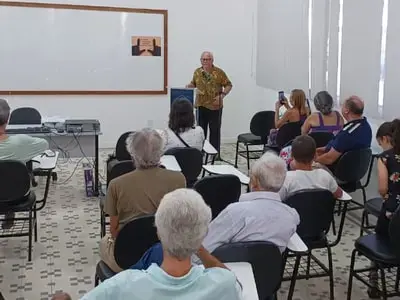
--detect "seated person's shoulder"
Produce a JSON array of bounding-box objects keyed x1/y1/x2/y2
[
  {"x1": 203, "y1": 266, "x2": 237, "y2": 283},
  {"x1": 159, "y1": 168, "x2": 186, "y2": 185}
]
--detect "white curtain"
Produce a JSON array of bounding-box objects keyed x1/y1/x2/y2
[
  {"x1": 382, "y1": 0, "x2": 400, "y2": 121},
  {"x1": 310, "y1": 0, "x2": 329, "y2": 98},
  {"x1": 339, "y1": 0, "x2": 383, "y2": 119},
  {"x1": 325, "y1": 0, "x2": 340, "y2": 102},
  {"x1": 256, "y1": 0, "x2": 310, "y2": 93}
]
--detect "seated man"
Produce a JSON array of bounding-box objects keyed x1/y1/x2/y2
[
  {"x1": 279, "y1": 135, "x2": 343, "y2": 201},
  {"x1": 101, "y1": 128, "x2": 186, "y2": 273},
  {"x1": 129, "y1": 153, "x2": 299, "y2": 269},
  {"x1": 82, "y1": 189, "x2": 241, "y2": 300},
  {"x1": 315, "y1": 95, "x2": 372, "y2": 168},
  {"x1": 0, "y1": 98, "x2": 49, "y2": 229},
  {"x1": 201, "y1": 152, "x2": 299, "y2": 254}
]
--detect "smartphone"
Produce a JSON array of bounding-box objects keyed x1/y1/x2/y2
[{"x1": 278, "y1": 91, "x2": 285, "y2": 104}]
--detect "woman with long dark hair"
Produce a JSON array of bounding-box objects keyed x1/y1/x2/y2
[{"x1": 161, "y1": 99, "x2": 205, "y2": 151}]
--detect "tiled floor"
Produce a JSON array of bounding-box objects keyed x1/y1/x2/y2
[{"x1": 0, "y1": 144, "x2": 394, "y2": 299}]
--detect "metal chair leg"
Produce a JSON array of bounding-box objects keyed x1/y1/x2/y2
[
  {"x1": 246, "y1": 144, "x2": 250, "y2": 170},
  {"x1": 28, "y1": 209, "x2": 33, "y2": 262},
  {"x1": 380, "y1": 267, "x2": 388, "y2": 300},
  {"x1": 34, "y1": 209, "x2": 38, "y2": 242},
  {"x1": 346, "y1": 249, "x2": 357, "y2": 300},
  {"x1": 306, "y1": 252, "x2": 311, "y2": 279},
  {"x1": 287, "y1": 255, "x2": 301, "y2": 300},
  {"x1": 234, "y1": 141, "x2": 240, "y2": 168},
  {"x1": 327, "y1": 246, "x2": 335, "y2": 300},
  {"x1": 359, "y1": 210, "x2": 367, "y2": 237}
]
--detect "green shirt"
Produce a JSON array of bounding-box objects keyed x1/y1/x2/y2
[
  {"x1": 0, "y1": 134, "x2": 49, "y2": 163},
  {"x1": 191, "y1": 66, "x2": 232, "y2": 110}
]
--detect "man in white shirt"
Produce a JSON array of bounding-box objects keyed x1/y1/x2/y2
[
  {"x1": 201, "y1": 152, "x2": 300, "y2": 254},
  {"x1": 0, "y1": 99, "x2": 48, "y2": 229},
  {"x1": 279, "y1": 135, "x2": 343, "y2": 201}
]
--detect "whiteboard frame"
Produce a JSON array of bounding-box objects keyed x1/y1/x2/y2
[{"x1": 0, "y1": 1, "x2": 168, "y2": 95}]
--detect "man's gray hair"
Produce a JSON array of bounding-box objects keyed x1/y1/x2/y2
[
  {"x1": 126, "y1": 128, "x2": 164, "y2": 169},
  {"x1": 250, "y1": 152, "x2": 287, "y2": 192},
  {"x1": 155, "y1": 189, "x2": 212, "y2": 259},
  {"x1": 201, "y1": 51, "x2": 214, "y2": 59},
  {"x1": 0, "y1": 99, "x2": 10, "y2": 126}
]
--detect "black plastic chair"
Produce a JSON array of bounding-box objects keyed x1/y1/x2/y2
[
  {"x1": 9, "y1": 107, "x2": 41, "y2": 125},
  {"x1": 95, "y1": 215, "x2": 159, "y2": 286},
  {"x1": 212, "y1": 241, "x2": 283, "y2": 300},
  {"x1": 164, "y1": 147, "x2": 203, "y2": 187},
  {"x1": 360, "y1": 197, "x2": 384, "y2": 236},
  {"x1": 283, "y1": 189, "x2": 348, "y2": 300},
  {"x1": 347, "y1": 207, "x2": 400, "y2": 299},
  {"x1": 308, "y1": 131, "x2": 334, "y2": 148},
  {"x1": 235, "y1": 111, "x2": 275, "y2": 170},
  {"x1": 264, "y1": 121, "x2": 302, "y2": 154},
  {"x1": 193, "y1": 174, "x2": 241, "y2": 219},
  {"x1": 106, "y1": 131, "x2": 134, "y2": 186},
  {"x1": 0, "y1": 160, "x2": 37, "y2": 261},
  {"x1": 332, "y1": 148, "x2": 372, "y2": 212},
  {"x1": 100, "y1": 160, "x2": 135, "y2": 237}
]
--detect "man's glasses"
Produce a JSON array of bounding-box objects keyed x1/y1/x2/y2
[{"x1": 201, "y1": 58, "x2": 212, "y2": 61}]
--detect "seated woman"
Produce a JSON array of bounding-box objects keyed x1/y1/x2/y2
[
  {"x1": 301, "y1": 91, "x2": 344, "y2": 135},
  {"x1": 268, "y1": 89, "x2": 309, "y2": 146},
  {"x1": 368, "y1": 119, "x2": 400, "y2": 298},
  {"x1": 161, "y1": 98, "x2": 205, "y2": 152},
  {"x1": 100, "y1": 128, "x2": 186, "y2": 273},
  {"x1": 82, "y1": 189, "x2": 241, "y2": 300},
  {"x1": 280, "y1": 91, "x2": 344, "y2": 165}
]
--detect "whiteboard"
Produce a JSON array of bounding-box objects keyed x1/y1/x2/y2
[{"x1": 0, "y1": 2, "x2": 168, "y2": 95}]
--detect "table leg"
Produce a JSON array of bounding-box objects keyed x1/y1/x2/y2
[{"x1": 94, "y1": 134, "x2": 99, "y2": 196}]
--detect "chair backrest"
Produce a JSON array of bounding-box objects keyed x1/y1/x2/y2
[
  {"x1": 193, "y1": 174, "x2": 241, "y2": 219},
  {"x1": 212, "y1": 241, "x2": 283, "y2": 300},
  {"x1": 308, "y1": 131, "x2": 334, "y2": 148},
  {"x1": 389, "y1": 206, "x2": 400, "y2": 260},
  {"x1": 0, "y1": 160, "x2": 31, "y2": 204},
  {"x1": 114, "y1": 215, "x2": 159, "y2": 269},
  {"x1": 164, "y1": 147, "x2": 203, "y2": 186},
  {"x1": 9, "y1": 107, "x2": 41, "y2": 125},
  {"x1": 285, "y1": 189, "x2": 335, "y2": 240},
  {"x1": 333, "y1": 148, "x2": 372, "y2": 183},
  {"x1": 276, "y1": 121, "x2": 302, "y2": 148},
  {"x1": 250, "y1": 111, "x2": 275, "y2": 142},
  {"x1": 108, "y1": 160, "x2": 135, "y2": 186},
  {"x1": 115, "y1": 131, "x2": 134, "y2": 161}
]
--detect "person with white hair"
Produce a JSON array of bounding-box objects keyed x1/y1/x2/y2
[
  {"x1": 186, "y1": 51, "x2": 232, "y2": 154},
  {"x1": 100, "y1": 128, "x2": 186, "y2": 273},
  {"x1": 0, "y1": 98, "x2": 49, "y2": 229},
  {"x1": 200, "y1": 152, "x2": 300, "y2": 254},
  {"x1": 80, "y1": 189, "x2": 241, "y2": 300}
]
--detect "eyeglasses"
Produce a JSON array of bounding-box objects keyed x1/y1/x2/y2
[{"x1": 201, "y1": 58, "x2": 212, "y2": 61}]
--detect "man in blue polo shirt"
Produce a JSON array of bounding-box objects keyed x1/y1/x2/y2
[{"x1": 315, "y1": 95, "x2": 372, "y2": 167}]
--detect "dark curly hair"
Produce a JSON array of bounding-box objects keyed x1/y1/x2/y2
[{"x1": 168, "y1": 98, "x2": 195, "y2": 133}]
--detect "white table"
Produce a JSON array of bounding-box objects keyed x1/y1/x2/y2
[
  {"x1": 338, "y1": 190, "x2": 352, "y2": 201},
  {"x1": 287, "y1": 232, "x2": 308, "y2": 253},
  {"x1": 203, "y1": 140, "x2": 218, "y2": 155},
  {"x1": 202, "y1": 164, "x2": 250, "y2": 185},
  {"x1": 32, "y1": 151, "x2": 60, "y2": 170},
  {"x1": 160, "y1": 155, "x2": 182, "y2": 172},
  {"x1": 225, "y1": 262, "x2": 259, "y2": 300}
]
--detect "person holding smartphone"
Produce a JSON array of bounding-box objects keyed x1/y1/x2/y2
[{"x1": 268, "y1": 89, "x2": 310, "y2": 146}]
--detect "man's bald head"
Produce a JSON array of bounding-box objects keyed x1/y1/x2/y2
[{"x1": 344, "y1": 95, "x2": 364, "y2": 116}]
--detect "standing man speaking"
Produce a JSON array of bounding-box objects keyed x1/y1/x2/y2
[{"x1": 186, "y1": 52, "x2": 232, "y2": 154}]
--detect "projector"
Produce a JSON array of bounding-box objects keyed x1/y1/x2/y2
[{"x1": 65, "y1": 119, "x2": 100, "y2": 133}]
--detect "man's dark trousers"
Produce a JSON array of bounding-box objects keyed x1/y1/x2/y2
[{"x1": 197, "y1": 106, "x2": 222, "y2": 152}]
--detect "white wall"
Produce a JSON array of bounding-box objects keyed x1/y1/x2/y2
[{"x1": 4, "y1": 0, "x2": 276, "y2": 148}]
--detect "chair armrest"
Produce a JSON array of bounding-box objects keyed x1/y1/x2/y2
[
  {"x1": 287, "y1": 233, "x2": 308, "y2": 253},
  {"x1": 203, "y1": 140, "x2": 218, "y2": 155},
  {"x1": 337, "y1": 190, "x2": 352, "y2": 202},
  {"x1": 32, "y1": 151, "x2": 59, "y2": 170}
]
